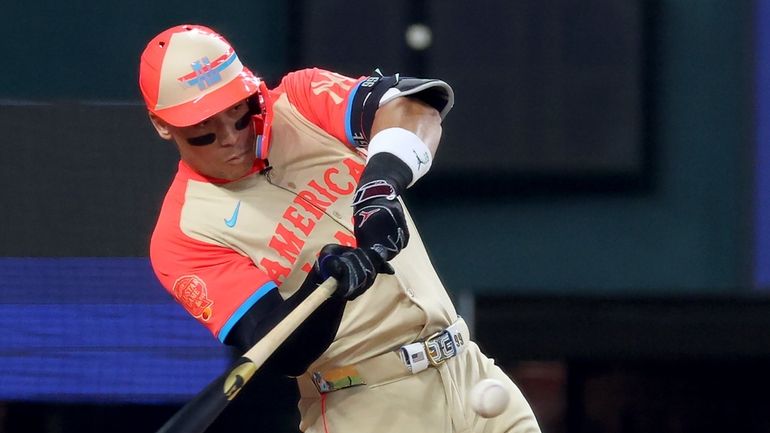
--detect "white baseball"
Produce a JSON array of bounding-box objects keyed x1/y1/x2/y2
[
  {"x1": 405, "y1": 24, "x2": 433, "y2": 50},
  {"x1": 469, "y1": 378, "x2": 510, "y2": 418}
]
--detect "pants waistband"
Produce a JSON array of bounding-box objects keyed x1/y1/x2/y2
[{"x1": 297, "y1": 317, "x2": 469, "y2": 396}]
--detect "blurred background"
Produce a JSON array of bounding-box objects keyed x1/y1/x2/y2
[{"x1": 1, "y1": 0, "x2": 769, "y2": 431}]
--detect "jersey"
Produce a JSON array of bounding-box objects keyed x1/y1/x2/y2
[{"x1": 150, "y1": 67, "x2": 458, "y2": 372}]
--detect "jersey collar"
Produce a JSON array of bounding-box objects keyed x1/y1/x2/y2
[{"x1": 177, "y1": 158, "x2": 266, "y2": 184}]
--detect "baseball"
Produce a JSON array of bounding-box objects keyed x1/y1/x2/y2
[
  {"x1": 470, "y1": 378, "x2": 510, "y2": 418},
  {"x1": 405, "y1": 24, "x2": 432, "y2": 50}
]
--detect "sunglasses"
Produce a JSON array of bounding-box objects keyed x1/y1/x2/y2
[{"x1": 186, "y1": 98, "x2": 260, "y2": 146}]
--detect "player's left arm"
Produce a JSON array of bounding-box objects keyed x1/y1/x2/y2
[
  {"x1": 351, "y1": 76, "x2": 455, "y2": 260},
  {"x1": 283, "y1": 69, "x2": 454, "y2": 260},
  {"x1": 280, "y1": 68, "x2": 452, "y2": 158}
]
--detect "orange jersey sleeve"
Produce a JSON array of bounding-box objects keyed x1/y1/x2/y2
[
  {"x1": 275, "y1": 68, "x2": 368, "y2": 147},
  {"x1": 150, "y1": 174, "x2": 277, "y2": 343}
]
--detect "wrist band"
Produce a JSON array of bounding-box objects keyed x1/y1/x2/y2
[{"x1": 367, "y1": 127, "x2": 432, "y2": 187}]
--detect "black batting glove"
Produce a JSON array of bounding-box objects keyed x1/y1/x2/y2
[
  {"x1": 315, "y1": 244, "x2": 395, "y2": 300},
  {"x1": 352, "y1": 153, "x2": 411, "y2": 261}
]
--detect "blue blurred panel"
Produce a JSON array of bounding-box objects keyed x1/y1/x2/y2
[
  {"x1": 0, "y1": 258, "x2": 230, "y2": 403},
  {"x1": 757, "y1": 0, "x2": 770, "y2": 289}
]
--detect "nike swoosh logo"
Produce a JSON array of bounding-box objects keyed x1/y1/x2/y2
[{"x1": 224, "y1": 200, "x2": 241, "y2": 228}]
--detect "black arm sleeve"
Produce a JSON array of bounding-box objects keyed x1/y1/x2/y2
[{"x1": 223, "y1": 273, "x2": 346, "y2": 377}]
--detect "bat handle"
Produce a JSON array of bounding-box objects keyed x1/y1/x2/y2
[{"x1": 155, "y1": 277, "x2": 338, "y2": 433}]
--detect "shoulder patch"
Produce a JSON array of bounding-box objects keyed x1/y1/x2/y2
[{"x1": 173, "y1": 275, "x2": 214, "y2": 322}]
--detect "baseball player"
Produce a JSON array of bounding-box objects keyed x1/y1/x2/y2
[{"x1": 140, "y1": 24, "x2": 540, "y2": 433}]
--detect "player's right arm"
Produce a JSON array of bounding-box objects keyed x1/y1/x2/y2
[{"x1": 151, "y1": 223, "x2": 390, "y2": 376}]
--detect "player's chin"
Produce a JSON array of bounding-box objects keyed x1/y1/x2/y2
[
  {"x1": 225, "y1": 158, "x2": 255, "y2": 178},
  {"x1": 212, "y1": 154, "x2": 249, "y2": 179},
  {"x1": 227, "y1": 150, "x2": 255, "y2": 165}
]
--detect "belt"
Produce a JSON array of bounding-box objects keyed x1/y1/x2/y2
[{"x1": 298, "y1": 318, "x2": 469, "y2": 396}]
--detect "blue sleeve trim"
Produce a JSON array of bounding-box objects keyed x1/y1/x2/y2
[
  {"x1": 217, "y1": 281, "x2": 278, "y2": 343},
  {"x1": 344, "y1": 81, "x2": 363, "y2": 146}
]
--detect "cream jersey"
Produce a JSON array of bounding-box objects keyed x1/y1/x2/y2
[{"x1": 150, "y1": 68, "x2": 457, "y2": 372}]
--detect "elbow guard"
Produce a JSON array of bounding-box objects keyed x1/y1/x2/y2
[
  {"x1": 349, "y1": 73, "x2": 455, "y2": 147},
  {"x1": 379, "y1": 77, "x2": 454, "y2": 119}
]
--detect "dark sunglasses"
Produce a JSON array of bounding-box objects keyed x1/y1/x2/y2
[{"x1": 186, "y1": 97, "x2": 260, "y2": 146}]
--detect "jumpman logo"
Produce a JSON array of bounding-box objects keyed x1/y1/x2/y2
[
  {"x1": 356, "y1": 208, "x2": 381, "y2": 227},
  {"x1": 413, "y1": 150, "x2": 430, "y2": 170}
]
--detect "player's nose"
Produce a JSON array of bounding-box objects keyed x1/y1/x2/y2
[{"x1": 217, "y1": 121, "x2": 239, "y2": 147}]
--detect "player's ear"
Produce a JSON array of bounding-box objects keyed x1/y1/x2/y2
[{"x1": 148, "y1": 112, "x2": 173, "y2": 140}]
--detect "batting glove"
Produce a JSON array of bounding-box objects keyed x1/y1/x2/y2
[
  {"x1": 352, "y1": 154, "x2": 411, "y2": 261},
  {"x1": 315, "y1": 244, "x2": 394, "y2": 300}
]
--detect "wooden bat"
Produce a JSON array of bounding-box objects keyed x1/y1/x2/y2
[{"x1": 156, "y1": 277, "x2": 338, "y2": 433}]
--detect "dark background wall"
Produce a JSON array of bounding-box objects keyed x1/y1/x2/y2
[
  {"x1": 407, "y1": 0, "x2": 752, "y2": 295},
  {"x1": 1, "y1": 1, "x2": 767, "y2": 432},
  {"x1": 1, "y1": 0, "x2": 753, "y2": 293},
  {"x1": 0, "y1": 0, "x2": 290, "y2": 100}
]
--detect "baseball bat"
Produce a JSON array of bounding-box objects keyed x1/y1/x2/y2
[{"x1": 156, "y1": 277, "x2": 338, "y2": 433}]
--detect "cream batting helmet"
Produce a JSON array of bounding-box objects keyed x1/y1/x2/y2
[{"x1": 139, "y1": 24, "x2": 260, "y2": 127}]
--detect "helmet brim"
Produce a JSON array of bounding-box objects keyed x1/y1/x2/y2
[{"x1": 151, "y1": 68, "x2": 260, "y2": 127}]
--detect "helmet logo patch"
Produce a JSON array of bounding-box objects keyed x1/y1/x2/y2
[{"x1": 177, "y1": 49, "x2": 238, "y2": 91}]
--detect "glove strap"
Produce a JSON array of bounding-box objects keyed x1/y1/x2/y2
[{"x1": 351, "y1": 180, "x2": 397, "y2": 206}]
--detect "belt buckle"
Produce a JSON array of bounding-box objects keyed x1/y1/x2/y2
[{"x1": 424, "y1": 329, "x2": 454, "y2": 366}]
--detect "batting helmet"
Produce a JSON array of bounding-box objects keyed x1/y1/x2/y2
[{"x1": 139, "y1": 25, "x2": 260, "y2": 127}]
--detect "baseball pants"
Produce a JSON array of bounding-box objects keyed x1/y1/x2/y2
[{"x1": 296, "y1": 342, "x2": 541, "y2": 433}]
